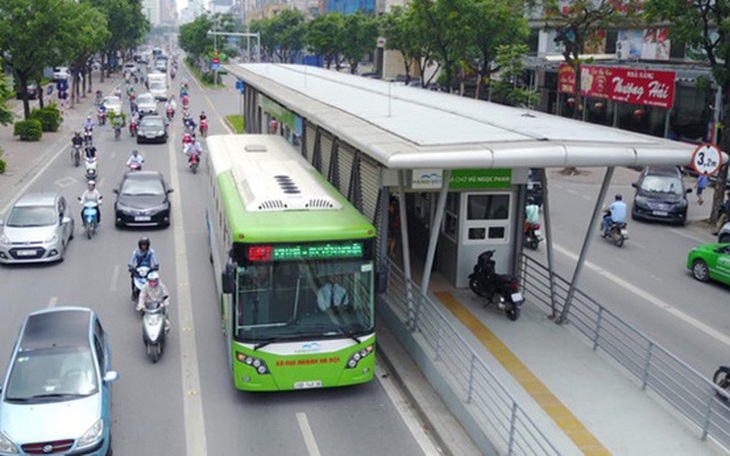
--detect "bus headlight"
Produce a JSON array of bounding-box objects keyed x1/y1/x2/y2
[
  {"x1": 236, "y1": 351, "x2": 270, "y2": 375},
  {"x1": 345, "y1": 345, "x2": 374, "y2": 369}
]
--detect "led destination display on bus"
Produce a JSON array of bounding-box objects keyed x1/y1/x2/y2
[{"x1": 247, "y1": 242, "x2": 364, "y2": 262}]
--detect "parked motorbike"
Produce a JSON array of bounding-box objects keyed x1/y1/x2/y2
[
  {"x1": 131, "y1": 266, "x2": 152, "y2": 302},
  {"x1": 713, "y1": 366, "x2": 730, "y2": 401},
  {"x1": 188, "y1": 151, "x2": 200, "y2": 174},
  {"x1": 602, "y1": 220, "x2": 628, "y2": 248},
  {"x1": 468, "y1": 250, "x2": 524, "y2": 321},
  {"x1": 79, "y1": 199, "x2": 100, "y2": 240},
  {"x1": 523, "y1": 222, "x2": 542, "y2": 250},
  {"x1": 84, "y1": 156, "x2": 97, "y2": 181},
  {"x1": 71, "y1": 144, "x2": 81, "y2": 167},
  {"x1": 141, "y1": 299, "x2": 168, "y2": 363},
  {"x1": 199, "y1": 120, "x2": 208, "y2": 137}
]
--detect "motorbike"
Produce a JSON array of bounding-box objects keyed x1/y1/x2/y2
[
  {"x1": 71, "y1": 144, "x2": 82, "y2": 167},
  {"x1": 188, "y1": 151, "x2": 200, "y2": 174},
  {"x1": 131, "y1": 265, "x2": 152, "y2": 302},
  {"x1": 523, "y1": 222, "x2": 542, "y2": 250},
  {"x1": 468, "y1": 250, "x2": 525, "y2": 321},
  {"x1": 79, "y1": 199, "x2": 100, "y2": 240},
  {"x1": 83, "y1": 128, "x2": 93, "y2": 146},
  {"x1": 97, "y1": 109, "x2": 107, "y2": 126},
  {"x1": 113, "y1": 122, "x2": 122, "y2": 140},
  {"x1": 95, "y1": 90, "x2": 103, "y2": 106},
  {"x1": 199, "y1": 120, "x2": 208, "y2": 137},
  {"x1": 84, "y1": 156, "x2": 98, "y2": 181},
  {"x1": 713, "y1": 366, "x2": 730, "y2": 401},
  {"x1": 166, "y1": 107, "x2": 174, "y2": 121},
  {"x1": 129, "y1": 119, "x2": 138, "y2": 137},
  {"x1": 602, "y1": 218, "x2": 628, "y2": 248},
  {"x1": 128, "y1": 161, "x2": 142, "y2": 172},
  {"x1": 141, "y1": 299, "x2": 168, "y2": 363}
]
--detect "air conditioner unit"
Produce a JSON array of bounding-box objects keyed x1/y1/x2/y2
[{"x1": 616, "y1": 40, "x2": 629, "y2": 60}]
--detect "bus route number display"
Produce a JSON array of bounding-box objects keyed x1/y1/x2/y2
[{"x1": 248, "y1": 243, "x2": 364, "y2": 262}]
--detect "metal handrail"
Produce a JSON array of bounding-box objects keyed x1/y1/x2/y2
[
  {"x1": 518, "y1": 254, "x2": 730, "y2": 450},
  {"x1": 384, "y1": 260, "x2": 563, "y2": 456}
]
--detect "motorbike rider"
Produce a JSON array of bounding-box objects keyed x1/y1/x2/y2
[
  {"x1": 603, "y1": 194, "x2": 627, "y2": 235},
  {"x1": 126, "y1": 149, "x2": 144, "y2": 170},
  {"x1": 84, "y1": 145, "x2": 97, "y2": 160},
  {"x1": 524, "y1": 197, "x2": 540, "y2": 236},
  {"x1": 71, "y1": 131, "x2": 83, "y2": 148},
  {"x1": 165, "y1": 96, "x2": 177, "y2": 116},
  {"x1": 83, "y1": 116, "x2": 95, "y2": 132},
  {"x1": 136, "y1": 271, "x2": 171, "y2": 333},
  {"x1": 199, "y1": 111, "x2": 207, "y2": 123},
  {"x1": 128, "y1": 237, "x2": 160, "y2": 295},
  {"x1": 79, "y1": 180, "x2": 102, "y2": 224},
  {"x1": 184, "y1": 138, "x2": 203, "y2": 163}
]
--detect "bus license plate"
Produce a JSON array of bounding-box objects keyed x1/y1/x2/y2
[
  {"x1": 135, "y1": 216, "x2": 151, "y2": 222},
  {"x1": 294, "y1": 380, "x2": 322, "y2": 390}
]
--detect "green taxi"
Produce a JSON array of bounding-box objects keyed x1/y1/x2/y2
[{"x1": 687, "y1": 243, "x2": 730, "y2": 285}]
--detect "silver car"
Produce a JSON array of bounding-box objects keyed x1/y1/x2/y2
[
  {"x1": 719, "y1": 222, "x2": 730, "y2": 243},
  {"x1": 136, "y1": 92, "x2": 157, "y2": 115},
  {"x1": 0, "y1": 192, "x2": 74, "y2": 264}
]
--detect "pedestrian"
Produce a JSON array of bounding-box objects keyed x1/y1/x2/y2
[
  {"x1": 387, "y1": 195, "x2": 400, "y2": 257},
  {"x1": 696, "y1": 174, "x2": 708, "y2": 205}
]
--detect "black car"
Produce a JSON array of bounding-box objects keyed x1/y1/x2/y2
[
  {"x1": 15, "y1": 84, "x2": 38, "y2": 100},
  {"x1": 136, "y1": 114, "x2": 167, "y2": 144},
  {"x1": 113, "y1": 171, "x2": 172, "y2": 228},
  {"x1": 631, "y1": 166, "x2": 692, "y2": 225}
]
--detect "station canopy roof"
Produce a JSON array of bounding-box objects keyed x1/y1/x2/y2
[{"x1": 229, "y1": 63, "x2": 698, "y2": 170}]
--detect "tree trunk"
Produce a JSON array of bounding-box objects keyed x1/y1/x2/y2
[{"x1": 711, "y1": 96, "x2": 729, "y2": 224}]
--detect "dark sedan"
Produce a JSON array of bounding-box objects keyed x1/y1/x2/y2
[
  {"x1": 136, "y1": 114, "x2": 167, "y2": 144},
  {"x1": 631, "y1": 166, "x2": 691, "y2": 225},
  {"x1": 113, "y1": 171, "x2": 172, "y2": 228}
]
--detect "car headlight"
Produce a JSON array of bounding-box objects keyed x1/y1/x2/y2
[
  {"x1": 45, "y1": 233, "x2": 58, "y2": 243},
  {"x1": 0, "y1": 233, "x2": 10, "y2": 245},
  {"x1": 0, "y1": 431, "x2": 19, "y2": 453},
  {"x1": 77, "y1": 419, "x2": 104, "y2": 449}
]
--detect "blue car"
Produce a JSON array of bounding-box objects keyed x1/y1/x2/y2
[{"x1": 0, "y1": 307, "x2": 118, "y2": 455}]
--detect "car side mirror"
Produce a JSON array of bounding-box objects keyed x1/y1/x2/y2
[
  {"x1": 104, "y1": 371, "x2": 119, "y2": 383},
  {"x1": 631, "y1": 182, "x2": 637, "y2": 188},
  {"x1": 222, "y1": 263, "x2": 236, "y2": 294}
]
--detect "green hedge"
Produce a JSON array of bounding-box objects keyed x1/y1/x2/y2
[
  {"x1": 13, "y1": 119, "x2": 42, "y2": 141},
  {"x1": 29, "y1": 104, "x2": 62, "y2": 132},
  {"x1": 0, "y1": 159, "x2": 6, "y2": 174}
]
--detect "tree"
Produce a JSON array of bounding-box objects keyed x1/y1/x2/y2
[
  {"x1": 381, "y1": 6, "x2": 439, "y2": 85},
  {"x1": 270, "y1": 10, "x2": 307, "y2": 63},
  {"x1": 179, "y1": 15, "x2": 214, "y2": 66},
  {"x1": 465, "y1": 0, "x2": 529, "y2": 99},
  {"x1": 307, "y1": 13, "x2": 345, "y2": 69},
  {"x1": 250, "y1": 18, "x2": 276, "y2": 61},
  {"x1": 0, "y1": 59, "x2": 14, "y2": 126},
  {"x1": 490, "y1": 44, "x2": 540, "y2": 107},
  {"x1": 645, "y1": 0, "x2": 730, "y2": 223},
  {"x1": 341, "y1": 11, "x2": 379, "y2": 74}
]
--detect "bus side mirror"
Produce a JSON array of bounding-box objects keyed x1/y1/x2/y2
[{"x1": 222, "y1": 263, "x2": 236, "y2": 294}]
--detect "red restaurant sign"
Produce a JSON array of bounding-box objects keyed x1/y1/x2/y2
[
  {"x1": 558, "y1": 63, "x2": 576, "y2": 94},
  {"x1": 580, "y1": 65, "x2": 676, "y2": 109}
]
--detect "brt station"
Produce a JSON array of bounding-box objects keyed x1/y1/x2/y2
[{"x1": 227, "y1": 63, "x2": 697, "y2": 306}]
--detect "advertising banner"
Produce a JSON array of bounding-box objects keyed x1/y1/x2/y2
[
  {"x1": 580, "y1": 65, "x2": 676, "y2": 109},
  {"x1": 558, "y1": 63, "x2": 576, "y2": 94},
  {"x1": 641, "y1": 28, "x2": 671, "y2": 61}
]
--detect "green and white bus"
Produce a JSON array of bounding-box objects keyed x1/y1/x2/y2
[{"x1": 205, "y1": 134, "x2": 377, "y2": 391}]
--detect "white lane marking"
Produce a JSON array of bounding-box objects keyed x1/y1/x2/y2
[
  {"x1": 110, "y1": 264, "x2": 120, "y2": 293},
  {"x1": 670, "y1": 228, "x2": 710, "y2": 244},
  {"x1": 554, "y1": 243, "x2": 730, "y2": 347},
  {"x1": 47, "y1": 297, "x2": 58, "y2": 308},
  {"x1": 375, "y1": 363, "x2": 442, "y2": 456},
  {"x1": 296, "y1": 412, "x2": 322, "y2": 456},
  {"x1": 188, "y1": 69, "x2": 234, "y2": 135},
  {"x1": 56, "y1": 176, "x2": 77, "y2": 188},
  {"x1": 169, "y1": 127, "x2": 208, "y2": 455}
]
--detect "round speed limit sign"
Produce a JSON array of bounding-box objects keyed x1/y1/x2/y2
[{"x1": 691, "y1": 143, "x2": 723, "y2": 176}]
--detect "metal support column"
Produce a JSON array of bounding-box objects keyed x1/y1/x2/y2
[
  {"x1": 558, "y1": 166, "x2": 615, "y2": 324},
  {"x1": 539, "y1": 168, "x2": 558, "y2": 318},
  {"x1": 397, "y1": 171, "x2": 415, "y2": 327},
  {"x1": 420, "y1": 170, "x2": 451, "y2": 294}
]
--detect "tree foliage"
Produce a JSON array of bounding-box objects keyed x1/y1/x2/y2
[
  {"x1": 179, "y1": 15, "x2": 215, "y2": 63},
  {"x1": 307, "y1": 12, "x2": 345, "y2": 69},
  {"x1": 645, "y1": 0, "x2": 730, "y2": 221},
  {"x1": 341, "y1": 11, "x2": 379, "y2": 73}
]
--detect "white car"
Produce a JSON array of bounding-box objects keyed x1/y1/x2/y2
[
  {"x1": 102, "y1": 96, "x2": 122, "y2": 116},
  {"x1": 52, "y1": 66, "x2": 69, "y2": 82},
  {"x1": 136, "y1": 93, "x2": 157, "y2": 115}
]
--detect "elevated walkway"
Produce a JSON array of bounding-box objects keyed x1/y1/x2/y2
[{"x1": 377, "y1": 255, "x2": 729, "y2": 456}]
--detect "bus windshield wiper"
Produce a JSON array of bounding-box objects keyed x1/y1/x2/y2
[{"x1": 253, "y1": 334, "x2": 303, "y2": 350}]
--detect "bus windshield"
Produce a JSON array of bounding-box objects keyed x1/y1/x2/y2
[{"x1": 234, "y1": 259, "x2": 374, "y2": 342}]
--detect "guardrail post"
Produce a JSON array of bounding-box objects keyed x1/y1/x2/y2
[
  {"x1": 701, "y1": 389, "x2": 715, "y2": 441},
  {"x1": 507, "y1": 402, "x2": 518, "y2": 455},
  {"x1": 411, "y1": 292, "x2": 422, "y2": 332},
  {"x1": 641, "y1": 341, "x2": 654, "y2": 390},
  {"x1": 466, "y1": 353, "x2": 476, "y2": 403},
  {"x1": 592, "y1": 307, "x2": 604, "y2": 351},
  {"x1": 434, "y1": 326, "x2": 443, "y2": 361}
]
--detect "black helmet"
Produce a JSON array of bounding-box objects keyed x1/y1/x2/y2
[
  {"x1": 138, "y1": 237, "x2": 150, "y2": 249},
  {"x1": 527, "y1": 196, "x2": 535, "y2": 204},
  {"x1": 615, "y1": 194, "x2": 623, "y2": 201}
]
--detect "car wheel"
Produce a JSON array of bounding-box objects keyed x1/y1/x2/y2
[
  {"x1": 136, "y1": 137, "x2": 142, "y2": 144},
  {"x1": 691, "y1": 259, "x2": 710, "y2": 282},
  {"x1": 719, "y1": 234, "x2": 730, "y2": 243}
]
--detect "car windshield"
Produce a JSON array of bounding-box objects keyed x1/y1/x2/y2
[
  {"x1": 103, "y1": 97, "x2": 120, "y2": 106},
  {"x1": 640, "y1": 176, "x2": 684, "y2": 195},
  {"x1": 121, "y1": 177, "x2": 164, "y2": 196},
  {"x1": 142, "y1": 117, "x2": 164, "y2": 128},
  {"x1": 149, "y1": 82, "x2": 165, "y2": 90},
  {"x1": 4, "y1": 346, "x2": 99, "y2": 402},
  {"x1": 6, "y1": 205, "x2": 57, "y2": 227},
  {"x1": 138, "y1": 95, "x2": 154, "y2": 104}
]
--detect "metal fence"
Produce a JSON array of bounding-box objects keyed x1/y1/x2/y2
[
  {"x1": 517, "y1": 254, "x2": 730, "y2": 451},
  {"x1": 384, "y1": 260, "x2": 563, "y2": 456}
]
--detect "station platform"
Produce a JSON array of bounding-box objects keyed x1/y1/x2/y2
[{"x1": 376, "y1": 264, "x2": 725, "y2": 456}]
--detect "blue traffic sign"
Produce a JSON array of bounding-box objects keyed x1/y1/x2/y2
[{"x1": 212, "y1": 62, "x2": 220, "y2": 71}]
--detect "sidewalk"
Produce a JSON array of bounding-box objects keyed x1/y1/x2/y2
[{"x1": 0, "y1": 73, "x2": 123, "y2": 211}]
